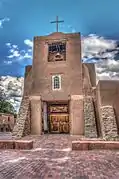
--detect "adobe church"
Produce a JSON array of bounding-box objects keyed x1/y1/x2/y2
[{"x1": 13, "y1": 17, "x2": 119, "y2": 140}]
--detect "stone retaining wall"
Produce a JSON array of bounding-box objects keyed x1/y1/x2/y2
[
  {"x1": 100, "y1": 106, "x2": 118, "y2": 140},
  {"x1": 12, "y1": 96, "x2": 31, "y2": 139},
  {"x1": 84, "y1": 96, "x2": 97, "y2": 138}
]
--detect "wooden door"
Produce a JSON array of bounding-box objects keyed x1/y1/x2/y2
[{"x1": 48, "y1": 103, "x2": 69, "y2": 134}]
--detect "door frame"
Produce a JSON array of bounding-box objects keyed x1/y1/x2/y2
[{"x1": 47, "y1": 101, "x2": 69, "y2": 134}]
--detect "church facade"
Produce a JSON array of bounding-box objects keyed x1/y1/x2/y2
[{"x1": 13, "y1": 31, "x2": 119, "y2": 140}]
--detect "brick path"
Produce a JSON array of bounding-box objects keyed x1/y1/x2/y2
[{"x1": 0, "y1": 134, "x2": 119, "y2": 178}]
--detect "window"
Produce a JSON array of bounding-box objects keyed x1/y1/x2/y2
[
  {"x1": 52, "y1": 75, "x2": 61, "y2": 90},
  {"x1": 48, "y1": 42, "x2": 66, "y2": 62}
]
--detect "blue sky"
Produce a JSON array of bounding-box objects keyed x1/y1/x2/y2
[{"x1": 1, "y1": 0, "x2": 119, "y2": 77}]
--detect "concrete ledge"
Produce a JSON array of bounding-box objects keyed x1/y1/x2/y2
[
  {"x1": 0, "y1": 140, "x2": 33, "y2": 150},
  {"x1": 72, "y1": 141, "x2": 119, "y2": 150},
  {"x1": 0, "y1": 140, "x2": 14, "y2": 149},
  {"x1": 15, "y1": 140, "x2": 33, "y2": 150}
]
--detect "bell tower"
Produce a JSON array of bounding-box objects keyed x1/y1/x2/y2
[
  {"x1": 30, "y1": 30, "x2": 84, "y2": 135},
  {"x1": 32, "y1": 32, "x2": 82, "y2": 99}
]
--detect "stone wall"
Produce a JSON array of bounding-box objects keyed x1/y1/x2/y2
[
  {"x1": 23, "y1": 103, "x2": 31, "y2": 136},
  {"x1": 84, "y1": 96, "x2": 97, "y2": 138},
  {"x1": 12, "y1": 96, "x2": 31, "y2": 139},
  {"x1": 100, "y1": 106, "x2": 118, "y2": 140}
]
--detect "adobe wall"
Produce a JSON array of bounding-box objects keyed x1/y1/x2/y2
[
  {"x1": 30, "y1": 96, "x2": 42, "y2": 135},
  {"x1": 96, "y1": 81, "x2": 119, "y2": 139},
  {"x1": 0, "y1": 113, "x2": 15, "y2": 132},
  {"x1": 82, "y1": 63, "x2": 97, "y2": 138},
  {"x1": 23, "y1": 65, "x2": 33, "y2": 96},
  {"x1": 82, "y1": 63, "x2": 92, "y2": 96},
  {"x1": 0, "y1": 113, "x2": 14, "y2": 123},
  {"x1": 97, "y1": 80, "x2": 119, "y2": 105},
  {"x1": 31, "y1": 32, "x2": 83, "y2": 101},
  {"x1": 98, "y1": 80, "x2": 119, "y2": 122},
  {"x1": 70, "y1": 95, "x2": 84, "y2": 135},
  {"x1": 84, "y1": 63, "x2": 96, "y2": 87}
]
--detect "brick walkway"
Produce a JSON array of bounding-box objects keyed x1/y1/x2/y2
[{"x1": 0, "y1": 134, "x2": 119, "y2": 178}]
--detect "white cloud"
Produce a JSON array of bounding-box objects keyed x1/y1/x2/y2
[
  {"x1": 6, "y1": 43, "x2": 11, "y2": 47},
  {"x1": 95, "y1": 59, "x2": 119, "y2": 80},
  {"x1": 28, "y1": 49, "x2": 32, "y2": 52},
  {"x1": 23, "y1": 53, "x2": 32, "y2": 59},
  {"x1": 12, "y1": 45, "x2": 18, "y2": 49},
  {"x1": 0, "y1": 17, "x2": 10, "y2": 28},
  {"x1": 24, "y1": 39, "x2": 33, "y2": 47},
  {"x1": 82, "y1": 34, "x2": 117, "y2": 59},
  {"x1": 8, "y1": 50, "x2": 20, "y2": 58},
  {"x1": 82, "y1": 34, "x2": 119, "y2": 80},
  {"x1": 5, "y1": 40, "x2": 33, "y2": 64},
  {"x1": 4, "y1": 34, "x2": 119, "y2": 81},
  {"x1": 4, "y1": 60, "x2": 12, "y2": 65}
]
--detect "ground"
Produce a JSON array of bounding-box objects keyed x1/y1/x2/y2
[{"x1": 0, "y1": 134, "x2": 119, "y2": 178}]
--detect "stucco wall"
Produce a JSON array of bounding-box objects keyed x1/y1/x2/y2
[
  {"x1": 23, "y1": 65, "x2": 33, "y2": 96},
  {"x1": 0, "y1": 113, "x2": 15, "y2": 132},
  {"x1": 96, "y1": 80, "x2": 119, "y2": 139},
  {"x1": 82, "y1": 63, "x2": 98, "y2": 138},
  {"x1": 98, "y1": 80, "x2": 119, "y2": 126},
  {"x1": 84, "y1": 63, "x2": 96, "y2": 87},
  {"x1": 82, "y1": 63, "x2": 92, "y2": 96},
  {"x1": 30, "y1": 32, "x2": 83, "y2": 101}
]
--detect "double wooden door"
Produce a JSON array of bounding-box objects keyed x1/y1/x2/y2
[{"x1": 48, "y1": 103, "x2": 69, "y2": 134}]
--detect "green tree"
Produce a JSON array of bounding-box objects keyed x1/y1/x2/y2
[{"x1": 0, "y1": 99, "x2": 16, "y2": 115}]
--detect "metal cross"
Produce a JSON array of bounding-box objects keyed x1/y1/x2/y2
[{"x1": 50, "y1": 16, "x2": 64, "y2": 32}]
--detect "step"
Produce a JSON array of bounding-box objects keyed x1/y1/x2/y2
[
  {"x1": 0, "y1": 140, "x2": 33, "y2": 149},
  {"x1": 72, "y1": 140, "x2": 119, "y2": 150}
]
